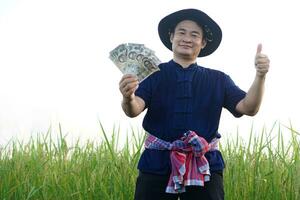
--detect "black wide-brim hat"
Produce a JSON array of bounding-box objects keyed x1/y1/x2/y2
[{"x1": 158, "y1": 9, "x2": 222, "y2": 57}]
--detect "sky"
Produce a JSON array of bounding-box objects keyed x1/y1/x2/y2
[{"x1": 0, "y1": 0, "x2": 300, "y2": 145}]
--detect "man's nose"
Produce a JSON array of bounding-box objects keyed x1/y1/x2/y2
[{"x1": 182, "y1": 35, "x2": 192, "y2": 42}]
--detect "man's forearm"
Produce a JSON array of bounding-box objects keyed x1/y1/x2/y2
[
  {"x1": 237, "y1": 75, "x2": 265, "y2": 116},
  {"x1": 121, "y1": 96, "x2": 145, "y2": 118}
]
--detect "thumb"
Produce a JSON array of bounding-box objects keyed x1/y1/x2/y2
[{"x1": 256, "y1": 43, "x2": 262, "y2": 54}]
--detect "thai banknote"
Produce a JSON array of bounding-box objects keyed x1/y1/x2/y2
[{"x1": 109, "y1": 43, "x2": 161, "y2": 82}]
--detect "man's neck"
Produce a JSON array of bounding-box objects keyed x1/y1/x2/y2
[{"x1": 173, "y1": 57, "x2": 196, "y2": 68}]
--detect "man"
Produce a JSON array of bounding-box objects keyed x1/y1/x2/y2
[{"x1": 119, "y1": 8, "x2": 270, "y2": 200}]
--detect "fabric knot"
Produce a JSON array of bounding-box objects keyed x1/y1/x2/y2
[{"x1": 144, "y1": 130, "x2": 219, "y2": 193}]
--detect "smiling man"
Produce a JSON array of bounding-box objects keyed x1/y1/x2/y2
[
  {"x1": 118, "y1": 8, "x2": 270, "y2": 200},
  {"x1": 170, "y1": 20, "x2": 207, "y2": 65}
]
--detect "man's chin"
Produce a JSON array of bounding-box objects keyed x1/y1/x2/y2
[
  {"x1": 176, "y1": 51, "x2": 195, "y2": 59},
  {"x1": 176, "y1": 50, "x2": 192, "y2": 56}
]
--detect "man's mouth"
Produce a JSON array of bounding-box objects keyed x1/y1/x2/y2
[{"x1": 180, "y1": 45, "x2": 192, "y2": 49}]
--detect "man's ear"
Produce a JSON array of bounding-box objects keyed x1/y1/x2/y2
[{"x1": 170, "y1": 33, "x2": 174, "y2": 43}]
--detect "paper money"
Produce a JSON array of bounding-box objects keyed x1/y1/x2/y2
[{"x1": 109, "y1": 43, "x2": 161, "y2": 82}]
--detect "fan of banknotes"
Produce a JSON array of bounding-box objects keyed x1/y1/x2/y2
[{"x1": 109, "y1": 43, "x2": 161, "y2": 82}]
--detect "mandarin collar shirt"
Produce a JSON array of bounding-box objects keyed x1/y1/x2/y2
[{"x1": 135, "y1": 60, "x2": 246, "y2": 174}]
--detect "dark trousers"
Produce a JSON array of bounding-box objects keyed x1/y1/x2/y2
[{"x1": 134, "y1": 171, "x2": 224, "y2": 200}]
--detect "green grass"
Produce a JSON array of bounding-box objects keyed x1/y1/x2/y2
[
  {"x1": 222, "y1": 123, "x2": 300, "y2": 200},
  {"x1": 0, "y1": 122, "x2": 299, "y2": 200}
]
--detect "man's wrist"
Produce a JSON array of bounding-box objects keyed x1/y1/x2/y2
[
  {"x1": 255, "y1": 73, "x2": 266, "y2": 80},
  {"x1": 123, "y1": 96, "x2": 134, "y2": 104}
]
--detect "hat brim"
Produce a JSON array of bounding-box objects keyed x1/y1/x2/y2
[{"x1": 158, "y1": 9, "x2": 222, "y2": 57}]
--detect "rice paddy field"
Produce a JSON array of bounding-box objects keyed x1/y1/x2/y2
[{"x1": 0, "y1": 123, "x2": 299, "y2": 200}]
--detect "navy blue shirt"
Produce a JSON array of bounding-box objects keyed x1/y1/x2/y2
[{"x1": 135, "y1": 60, "x2": 246, "y2": 175}]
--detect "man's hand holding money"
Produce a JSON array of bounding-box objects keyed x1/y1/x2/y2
[{"x1": 119, "y1": 74, "x2": 139, "y2": 102}]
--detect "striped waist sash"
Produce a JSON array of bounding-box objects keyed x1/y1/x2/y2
[{"x1": 144, "y1": 130, "x2": 219, "y2": 194}]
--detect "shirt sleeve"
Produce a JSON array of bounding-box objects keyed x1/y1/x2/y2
[
  {"x1": 223, "y1": 74, "x2": 246, "y2": 117},
  {"x1": 135, "y1": 77, "x2": 151, "y2": 109},
  {"x1": 135, "y1": 70, "x2": 160, "y2": 109}
]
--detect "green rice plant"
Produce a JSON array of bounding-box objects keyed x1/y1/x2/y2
[
  {"x1": 222, "y1": 122, "x2": 300, "y2": 200},
  {"x1": 0, "y1": 122, "x2": 299, "y2": 199},
  {"x1": 0, "y1": 123, "x2": 145, "y2": 200}
]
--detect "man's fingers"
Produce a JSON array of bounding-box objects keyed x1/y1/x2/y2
[
  {"x1": 122, "y1": 85, "x2": 138, "y2": 99},
  {"x1": 256, "y1": 43, "x2": 262, "y2": 54},
  {"x1": 256, "y1": 63, "x2": 269, "y2": 67},
  {"x1": 124, "y1": 82, "x2": 138, "y2": 92},
  {"x1": 254, "y1": 43, "x2": 270, "y2": 77},
  {"x1": 119, "y1": 75, "x2": 138, "y2": 88},
  {"x1": 119, "y1": 79, "x2": 138, "y2": 90},
  {"x1": 119, "y1": 78, "x2": 139, "y2": 98},
  {"x1": 118, "y1": 74, "x2": 139, "y2": 98},
  {"x1": 256, "y1": 55, "x2": 270, "y2": 66},
  {"x1": 256, "y1": 57, "x2": 270, "y2": 64},
  {"x1": 119, "y1": 74, "x2": 138, "y2": 85},
  {"x1": 124, "y1": 87, "x2": 137, "y2": 97}
]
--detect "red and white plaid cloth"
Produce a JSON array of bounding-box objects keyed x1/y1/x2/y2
[{"x1": 144, "y1": 130, "x2": 219, "y2": 193}]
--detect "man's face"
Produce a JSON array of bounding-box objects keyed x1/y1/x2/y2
[{"x1": 170, "y1": 20, "x2": 206, "y2": 60}]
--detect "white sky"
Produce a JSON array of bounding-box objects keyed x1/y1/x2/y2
[{"x1": 0, "y1": 0, "x2": 299, "y2": 144}]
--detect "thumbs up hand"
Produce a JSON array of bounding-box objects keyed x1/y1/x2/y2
[{"x1": 255, "y1": 44, "x2": 270, "y2": 77}]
